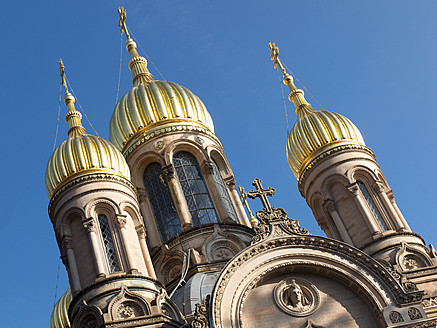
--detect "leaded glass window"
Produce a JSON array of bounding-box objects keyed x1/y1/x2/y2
[
  {"x1": 211, "y1": 160, "x2": 237, "y2": 221},
  {"x1": 173, "y1": 152, "x2": 219, "y2": 226},
  {"x1": 143, "y1": 163, "x2": 181, "y2": 241},
  {"x1": 357, "y1": 181, "x2": 388, "y2": 230},
  {"x1": 98, "y1": 214, "x2": 121, "y2": 273}
]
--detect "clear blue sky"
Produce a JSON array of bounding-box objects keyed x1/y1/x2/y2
[{"x1": 1, "y1": 1, "x2": 436, "y2": 326}]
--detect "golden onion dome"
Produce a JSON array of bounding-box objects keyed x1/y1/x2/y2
[
  {"x1": 109, "y1": 80, "x2": 214, "y2": 152},
  {"x1": 45, "y1": 60, "x2": 130, "y2": 198},
  {"x1": 50, "y1": 286, "x2": 71, "y2": 328},
  {"x1": 286, "y1": 106, "x2": 364, "y2": 178},
  {"x1": 268, "y1": 43, "x2": 365, "y2": 179},
  {"x1": 109, "y1": 17, "x2": 214, "y2": 152}
]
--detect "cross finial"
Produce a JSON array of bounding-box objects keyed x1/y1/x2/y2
[
  {"x1": 247, "y1": 178, "x2": 276, "y2": 213},
  {"x1": 268, "y1": 42, "x2": 288, "y2": 77},
  {"x1": 118, "y1": 6, "x2": 131, "y2": 39},
  {"x1": 59, "y1": 58, "x2": 69, "y2": 94}
]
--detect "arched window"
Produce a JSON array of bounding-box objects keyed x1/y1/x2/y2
[
  {"x1": 356, "y1": 180, "x2": 388, "y2": 230},
  {"x1": 173, "y1": 151, "x2": 219, "y2": 226},
  {"x1": 97, "y1": 214, "x2": 121, "y2": 273},
  {"x1": 211, "y1": 160, "x2": 237, "y2": 221},
  {"x1": 143, "y1": 163, "x2": 181, "y2": 241}
]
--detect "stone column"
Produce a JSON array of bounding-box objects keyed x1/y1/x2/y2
[
  {"x1": 137, "y1": 188, "x2": 162, "y2": 248},
  {"x1": 62, "y1": 236, "x2": 81, "y2": 292},
  {"x1": 163, "y1": 164, "x2": 192, "y2": 230},
  {"x1": 136, "y1": 226, "x2": 157, "y2": 279},
  {"x1": 373, "y1": 181, "x2": 404, "y2": 231},
  {"x1": 203, "y1": 160, "x2": 234, "y2": 223},
  {"x1": 387, "y1": 190, "x2": 411, "y2": 232},
  {"x1": 115, "y1": 214, "x2": 138, "y2": 274},
  {"x1": 347, "y1": 183, "x2": 380, "y2": 235},
  {"x1": 83, "y1": 219, "x2": 106, "y2": 278},
  {"x1": 225, "y1": 176, "x2": 251, "y2": 227},
  {"x1": 323, "y1": 200, "x2": 354, "y2": 245}
]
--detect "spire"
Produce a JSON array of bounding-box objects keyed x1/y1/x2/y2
[
  {"x1": 118, "y1": 7, "x2": 154, "y2": 86},
  {"x1": 59, "y1": 59, "x2": 86, "y2": 137},
  {"x1": 268, "y1": 42, "x2": 312, "y2": 114}
]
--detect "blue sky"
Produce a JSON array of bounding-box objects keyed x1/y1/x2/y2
[{"x1": 1, "y1": 1, "x2": 436, "y2": 326}]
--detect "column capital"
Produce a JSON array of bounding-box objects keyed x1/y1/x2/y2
[
  {"x1": 203, "y1": 160, "x2": 215, "y2": 176},
  {"x1": 372, "y1": 180, "x2": 385, "y2": 193},
  {"x1": 162, "y1": 164, "x2": 175, "y2": 180},
  {"x1": 323, "y1": 199, "x2": 337, "y2": 213},
  {"x1": 136, "y1": 226, "x2": 147, "y2": 240},
  {"x1": 62, "y1": 236, "x2": 74, "y2": 250},
  {"x1": 137, "y1": 187, "x2": 148, "y2": 204},
  {"x1": 115, "y1": 214, "x2": 128, "y2": 228},
  {"x1": 224, "y1": 176, "x2": 236, "y2": 188},
  {"x1": 83, "y1": 218, "x2": 97, "y2": 233},
  {"x1": 347, "y1": 183, "x2": 360, "y2": 197}
]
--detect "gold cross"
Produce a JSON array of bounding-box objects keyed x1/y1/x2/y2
[
  {"x1": 59, "y1": 59, "x2": 69, "y2": 93},
  {"x1": 268, "y1": 42, "x2": 287, "y2": 76},
  {"x1": 247, "y1": 178, "x2": 276, "y2": 213},
  {"x1": 118, "y1": 6, "x2": 131, "y2": 39}
]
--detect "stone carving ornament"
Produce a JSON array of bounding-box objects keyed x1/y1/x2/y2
[
  {"x1": 116, "y1": 301, "x2": 143, "y2": 319},
  {"x1": 274, "y1": 278, "x2": 320, "y2": 317},
  {"x1": 389, "y1": 311, "x2": 404, "y2": 323}
]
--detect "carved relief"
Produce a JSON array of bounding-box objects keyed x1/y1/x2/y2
[
  {"x1": 423, "y1": 297, "x2": 437, "y2": 308},
  {"x1": 62, "y1": 237, "x2": 74, "y2": 250},
  {"x1": 71, "y1": 300, "x2": 103, "y2": 328},
  {"x1": 389, "y1": 311, "x2": 404, "y2": 323},
  {"x1": 189, "y1": 295, "x2": 210, "y2": 328},
  {"x1": 116, "y1": 301, "x2": 144, "y2": 319},
  {"x1": 154, "y1": 140, "x2": 165, "y2": 150},
  {"x1": 194, "y1": 136, "x2": 204, "y2": 145},
  {"x1": 107, "y1": 286, "x2": 150, "y2": 321},
  {"x1": 408, "y1": 307, "x2": 423, "y2": 320},
  {"x1": 274, "y1": 278, "x2": 320, "y2": 317},
  {"x1": 396, "y1": 242, "x2": 430, "y2": 271}
]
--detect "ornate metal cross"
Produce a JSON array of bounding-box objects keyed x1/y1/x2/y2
[
  {"x1": 247, "y1": 178, "x2": 276, "y2": 213},
  {"x1": 118, "y1": 6, "x2": 131, "y2": 39},
  {"x1": 268, "y1": 42, "x2": 287, "y2": 76},
  {"x1": 59, "y1": 59, "x2": 69, "y2": 93}
]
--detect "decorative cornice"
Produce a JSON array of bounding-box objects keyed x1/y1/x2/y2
[
  {"x1": 123, "y1": 122, "x2": 222, "y2": 159},
  {"x1": 359, "y1": 231, "x2": 426, "y2": 252},
  {"x1": 49, "y1": 173, "x2": 137, "y2": 215},
  {"x1": 298, "y1": 144, "x2": 375, "y2": 195}
]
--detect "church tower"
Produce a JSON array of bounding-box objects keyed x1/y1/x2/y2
[
  {"x1": 47, "y1": 60, "x2": 184, "y2": 328},
  {"x1": 269, "y1": 43, "x2": 437, "y2": 312},
  {"x1": 109, "y1": 8, "x2": 253, "y2": 318}
]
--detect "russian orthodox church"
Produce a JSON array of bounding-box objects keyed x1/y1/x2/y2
[{"x1": 47, "y1": 8, "x2": 437, "y2": 328}]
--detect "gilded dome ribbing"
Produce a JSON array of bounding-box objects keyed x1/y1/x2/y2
[
  {"x1": 50, "y1": 287, "x2": 71, "y2": 328},
  {"x1": 109, "y1": 80, "x2": 214, "y2": 151},
  {"x1": 109, "y1": 26, "x2": 214, "y2": 153},
  {"x1": 268, "y1": 43, "x2": 365, "y2": 179},
  {"x1": 286, "y1": 106, "x2": 364, "y2": 178},
  {"x1": 45, "y1": 62, "x2": 131, "y2": 198}
]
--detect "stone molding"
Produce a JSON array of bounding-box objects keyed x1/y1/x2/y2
[
  {"x1": 123, "y1": 123, "x2": 222, "y2": 159},
  {"x1": 298, "y1": 144, "x2": 375, "y2": 194},
  {"x1": 49, "y1": 173, "x2": 137, "y2": 211},
  {"x1": 188, "y1": 295, "x2": 210, "y2": 328}
]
